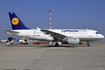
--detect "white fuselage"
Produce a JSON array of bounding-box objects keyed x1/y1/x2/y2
[{"x1": 12, "y1": 29, "x2": 104, "y2": 41}]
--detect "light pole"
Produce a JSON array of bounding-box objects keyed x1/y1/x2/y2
[{"x1": 48, "y1": 10, "x2": 53, "y2": 29}]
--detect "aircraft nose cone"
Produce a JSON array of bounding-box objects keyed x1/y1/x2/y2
[
  {"x1": 101, "y1": 35, "x2": 104, "y2": 39},
  {"x1": 100, "y1": 34, "x2": 104, "y2": 39}
]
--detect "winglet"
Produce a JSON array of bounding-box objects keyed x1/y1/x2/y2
[{"x1": 36, "y1": 27, "x2": 41, "y2": 30}]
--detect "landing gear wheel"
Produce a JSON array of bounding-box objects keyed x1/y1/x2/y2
[
  {"x1": 55, "y1": 43, "x2": 59, "y2": 46},
  {"x1": 87, "y1": 44, "x2": 91, "y2": 47},
  {"x1": 86, "y1": 41, "x2": 91, "y2": 47}
]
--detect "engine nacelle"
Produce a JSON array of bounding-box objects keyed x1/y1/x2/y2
[
  {"x1": 68, "y1": 37, "x2": 79, "y2": 44},
  {"x1": 62, "y1": 37, "x2": 80, "y2": 44}
]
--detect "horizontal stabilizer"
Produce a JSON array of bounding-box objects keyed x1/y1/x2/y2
[{"x1": 2, "y1": 29, "x2": 19, "y2": 35}]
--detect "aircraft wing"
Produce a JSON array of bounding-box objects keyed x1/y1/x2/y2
[
  {"x1": 2, "y1": 29, "x2": 19, "y2": 35},
  {"x1": 41, "y1": 29, "x2": 66, "y2": 40}
]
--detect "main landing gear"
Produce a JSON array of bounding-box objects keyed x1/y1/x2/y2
[
  {"x1": 54, "y1": 38, "x2": 59, "y2": 46},
  {"x1": 55, "y1": 42, "x2": 59, "y2": 46},
  {"x1": 86, "y1": 41, "x2": 91, "y2": 47}
]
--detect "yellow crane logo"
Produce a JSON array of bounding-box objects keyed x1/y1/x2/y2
[{"x1": 12, "y1": 17, "x2": 19, "y2": 25}]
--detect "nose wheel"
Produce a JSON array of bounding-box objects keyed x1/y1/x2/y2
[{"x1": 86, "y1": 41, "x2": 91, "y2": 47}]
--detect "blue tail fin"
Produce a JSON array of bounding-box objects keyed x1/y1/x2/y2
[{"x1": 9, "y1": 12, "x2": 29, "y2": 30}]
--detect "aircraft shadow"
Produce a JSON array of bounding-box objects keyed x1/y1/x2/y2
[{"x1": 4, "y1": 43, "x2": 88, "y2": 48}]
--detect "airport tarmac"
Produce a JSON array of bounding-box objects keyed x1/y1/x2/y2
[{"x1": 0, "y1": 42, "x2": 105, "y2": 70}]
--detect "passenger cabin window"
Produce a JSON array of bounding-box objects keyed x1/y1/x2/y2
[{"x1": 96, "y1": 32, "x2": 99, "y2": 34}]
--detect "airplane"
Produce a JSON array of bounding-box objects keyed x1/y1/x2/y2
[{"x1": 2, "y1": 12, "x2": 104, "y2": 46}]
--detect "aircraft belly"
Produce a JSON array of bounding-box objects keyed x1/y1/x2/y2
[{"x1": 79, "y1": 37, "x2": 102, "y2": 41}]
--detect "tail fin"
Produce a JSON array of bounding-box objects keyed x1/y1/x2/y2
[{"x1": 9, "y1": 12, "x2": 29, "y2": 30}]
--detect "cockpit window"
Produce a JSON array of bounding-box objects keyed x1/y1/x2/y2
[{"x1": 96, "y1": 32, "x2": 99, "y2": 34}]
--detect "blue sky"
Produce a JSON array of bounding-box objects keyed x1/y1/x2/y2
[{"x1": 0, "y1": 0, "x2": 105, "y2": 40}]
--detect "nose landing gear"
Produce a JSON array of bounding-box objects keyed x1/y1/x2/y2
[{"x1": 86, "y1": 41, "x2": 91, "y2": 47}]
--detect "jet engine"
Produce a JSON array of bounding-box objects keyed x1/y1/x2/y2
[{"x1": 62, "y1": 37, "x2": 80, "y2": 44}]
